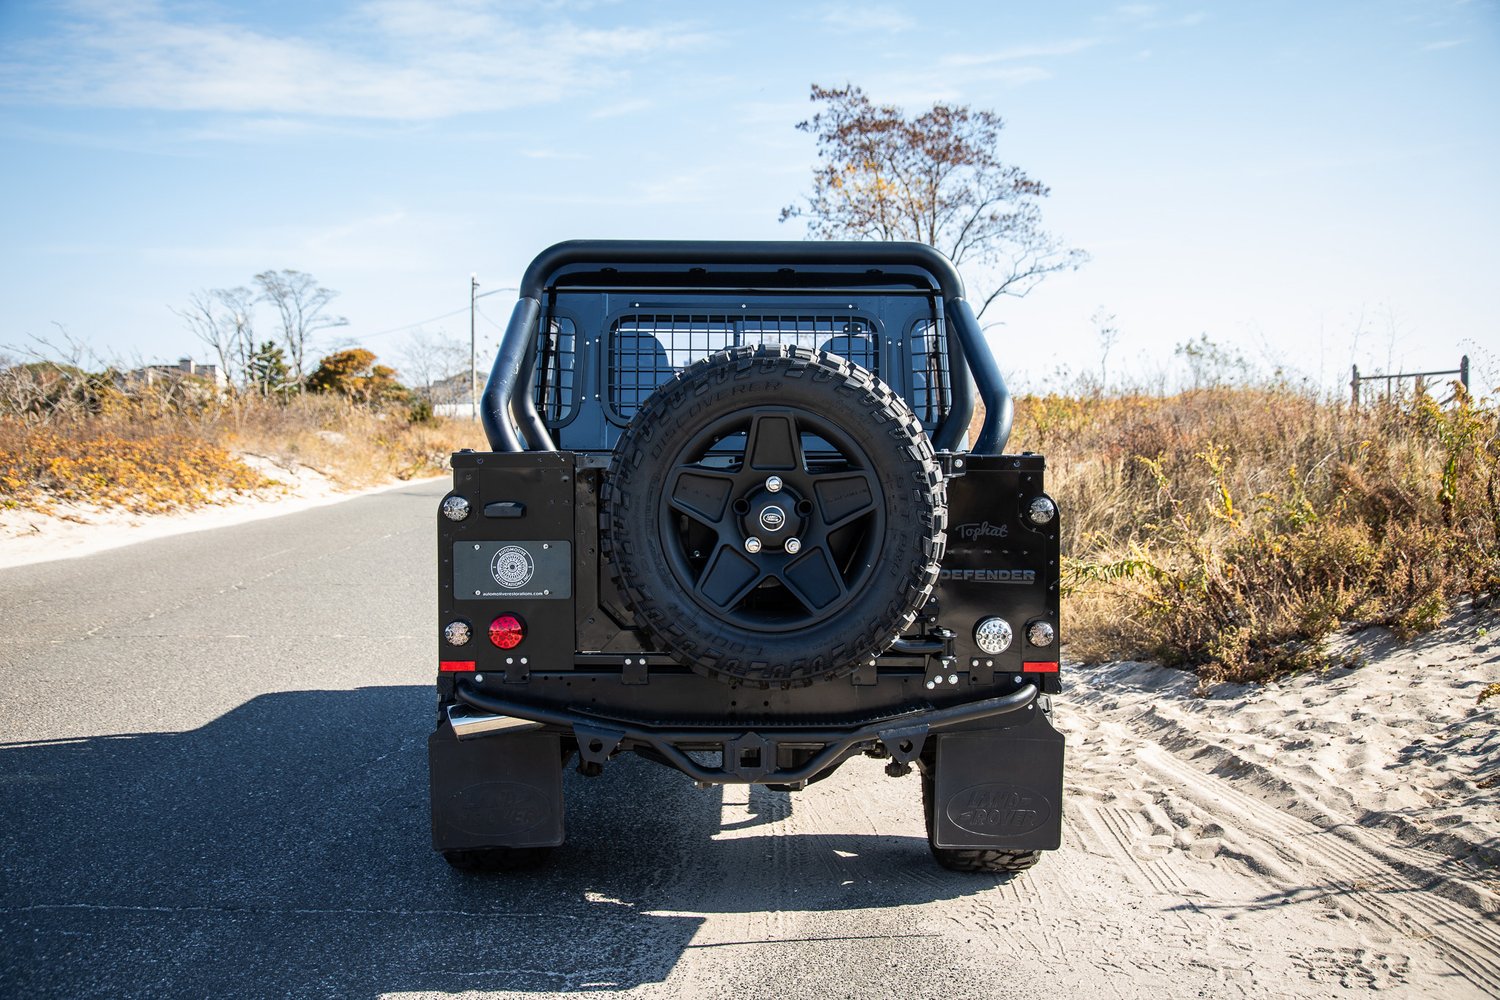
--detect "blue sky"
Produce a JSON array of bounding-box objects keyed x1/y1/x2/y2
[{"x1": 2, "y1": 0, "x2": 1496, "y2": 394}]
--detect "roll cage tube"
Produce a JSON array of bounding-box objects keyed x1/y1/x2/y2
[
  {"x1": 479, "y1": 296, "x2": 542, "y2": 453},
  {"x1": 479, "y1": 240, "x2": 1013, "y2": 454}
]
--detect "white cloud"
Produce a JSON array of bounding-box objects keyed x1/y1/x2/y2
[
  {"x1": 818, "y1": 3, "x2": 916, "y2": 34},
  {"x1": 519, "y1": 147, "x2": 588, "y2": 159},
  {"x1": 1113, "y1": 4, "x2": 1161, "y2": 21},
  {"x1": 1422, "y1": 38, "x2": 1467, "y2": 50},
  {"x1": 1095, "y1": 4, "x2": 1207, "y2": 30},
  {"x1": 588, "y1": 98, "x2": 654, "y2": 119},
  {"x1": 0, "y1": 0, "x2": 717, "y2": 120},
  {"x1": 940, "y1": 38, "x2": 1101, "y2": 68}
]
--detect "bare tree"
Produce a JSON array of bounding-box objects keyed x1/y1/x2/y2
[
  {"x1": 217, "y1": 286, "x2": 258, "y2": 388},
  {"x1": 1092, "y1": 308, "x2": 1119, "y2": 388},
  {"x1": 171, "y1": 287, "x2": 255, "y2": 389},
  {"x1": 253, "y1": 269, "x2": 348, "y2": 389},
  {"x1": 0, "y1": 325, "x2": 110, "y2": 423},
  {"x1": 781, "y1": 84, "x2": 1086, "y2": 317},
  {"x1": 399, "y1": 329, "x2": 468, "y2": 402}
]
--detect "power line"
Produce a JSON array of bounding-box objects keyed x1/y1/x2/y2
[
  {"x1": 360, "y1": 305, "x2": 471, "y2": 341},
  {"x1": 353, "y1": 285, "x2": 517, "y2": 342},
  {"x1": 474, "y1": 303, "x2": 508, "y2": 332}
]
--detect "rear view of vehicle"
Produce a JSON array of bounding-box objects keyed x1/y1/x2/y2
[{"x1": 429, "y1": 241, "x2": 1063, "y2": 873}]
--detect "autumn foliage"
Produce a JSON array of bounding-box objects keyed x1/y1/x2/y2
[
  {"x1": 782, "y1": 84, "x2": 1085, "y2": 312},
  {"x1": 305, "y1": 348, "x2": 408, "y2": 405},
  {"x1": 0, "y1": 426, "x2": 273, "y2": 514}
]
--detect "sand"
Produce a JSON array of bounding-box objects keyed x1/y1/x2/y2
[
  {"x1": 1057, "y1": 610, "x2": 1500, "y2": 993},
  {"x1": 1069, "y1": 611, "x2": 1500, "y2": 875}
]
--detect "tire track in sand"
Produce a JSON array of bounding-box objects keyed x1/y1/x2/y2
[{"x1": 1070, "y1": 700, "x2": 1500, "y2": 996}]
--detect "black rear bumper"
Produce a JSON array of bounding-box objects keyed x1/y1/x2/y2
[{"x1": 452, "y1": 680, "x2": 1040, "y2": 785}]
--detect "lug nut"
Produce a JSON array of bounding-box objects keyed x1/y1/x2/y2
[
  {"x1": 744, "y1": 537, "x2": 763, "y2": 554},
  {"x1": 784, "y1": 537, "x2": 802, "y2": 554},
  {"x1": 766, "y1": 476, "x2": 783, "y2": 493}
]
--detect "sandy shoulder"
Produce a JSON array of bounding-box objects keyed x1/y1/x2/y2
[
  {"x1": 1070, "y1": 608, "x2": 1500, "y2": 867},
  {"x1": 0, "y1": 455, "x2": 447, "y2": 571}
]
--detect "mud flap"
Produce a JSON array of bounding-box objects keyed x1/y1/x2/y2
[
  {"x1": 931, "y1": 709, "x2": 1065, "y2": 851},
  {"x1": 428, "y1": 723, "x2": 564, "y2": 851}
]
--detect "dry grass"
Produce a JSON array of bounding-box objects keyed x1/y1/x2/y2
[
  {"x1": 222, "y1": 393, "x2": 473, "y2": 487},
  {"x1": 998, "y1": 385, "x2": 1499, "y2": 685},
  {"x1": 0, "y1": 425, "x2": 277, "y2": 514},
  {"x1": 0, "y1": 377, "x2": 473, "y2": 516}
]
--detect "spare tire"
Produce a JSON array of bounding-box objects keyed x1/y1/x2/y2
[{"x1": 603, "y1": 345, "x2": 946, "y2": 688}]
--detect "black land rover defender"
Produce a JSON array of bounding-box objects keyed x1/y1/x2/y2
[{"x1": 430, "y1": 241, "x2": 1063, "y2": 873}]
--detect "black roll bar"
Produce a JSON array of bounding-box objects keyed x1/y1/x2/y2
[
  {"x1": 480, "y1": 240, "x2": 1013, "y2": 454},
  {"x1": 478, "y1": 297, "x2": 538, "y2": 453}
]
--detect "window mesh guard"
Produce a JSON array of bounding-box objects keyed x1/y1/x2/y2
[
  {"x1": 909, "y1": 318, "x2": 951, "y2": 426},
  {"x1": 608, "y1": 314, "x2": 879, "y2": 420},
  {"x1": 533, "y1": 317, "x2": 576, "y2": 423}
]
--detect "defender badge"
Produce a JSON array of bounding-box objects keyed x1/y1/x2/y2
[{"x1": 490, "y1": 545, "x2": 535, "y2": 589}]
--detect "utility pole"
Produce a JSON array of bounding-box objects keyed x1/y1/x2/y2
[
  {"x1": 469, "y1": 281, "x2": 519, "y2": 421},
  {"x1": 470, "y1": 274, "x2": 478, "y2": 422}
]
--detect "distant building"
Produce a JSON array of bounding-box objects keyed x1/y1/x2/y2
[
  {"x1": 426, "y1": 371, "x2": 474, "y2": 405},
  {"x1": 124, "y1": 357, "x2": 228, "y2": 391}
]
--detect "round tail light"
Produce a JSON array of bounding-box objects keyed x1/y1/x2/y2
[
  {"x1": 975, "y1": 616, "x2": 1013, "y2": 654},
  {"x1": 488, "y1": 614, "x2": 525, "y2": 649},
  {"x1": 443, "y1": 620, "x2": 472, "y2": 646}
]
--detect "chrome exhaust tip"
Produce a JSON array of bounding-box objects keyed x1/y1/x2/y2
[{"x1": 446, "y1": 703, "x2": 545, "y2": 740}]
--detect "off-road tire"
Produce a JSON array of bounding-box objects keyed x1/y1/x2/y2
[
  {"x1": 441, "y1": 847, "x2": 550, "y2": 872},
  {"x1": 921, "y1": 770, "x2": 1043, "y2": 874},
  {"x1": 603, "y1": 344, "x2": 945, "y2": 688}
]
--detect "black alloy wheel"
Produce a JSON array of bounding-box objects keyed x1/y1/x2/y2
[{"x1": 604, "y1": 345, "x2": 946, "y2": 688}]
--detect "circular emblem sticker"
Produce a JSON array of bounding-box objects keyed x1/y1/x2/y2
[
  {"x1": 490, "y1": 545, "x2": 535, "y2": 589},
  {"x1": 759, "y1": 506, "x2": 786, "y2": 531}
]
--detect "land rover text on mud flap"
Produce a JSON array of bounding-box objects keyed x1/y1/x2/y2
[{"x1": 429, "y1": 241, "x2": 1064, "y2": 873}]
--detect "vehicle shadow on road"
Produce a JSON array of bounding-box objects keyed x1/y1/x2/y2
[{"x1": 0, "y1": 685, "x2": 996, "y2": 998}]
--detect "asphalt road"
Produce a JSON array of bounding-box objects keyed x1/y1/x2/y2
[{"x1": 2, "y1": 480, "x2": 1492, "y2": 999}]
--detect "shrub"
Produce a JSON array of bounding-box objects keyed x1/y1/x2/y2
[
  {"x1": 1009, "y1": 385, "x2": 1498, "y2": 684},
  {"x1": 0, "y1": 369, "x2": 476, "y2": 515},
  {"x1": 0, "y1": 426, "x2": 275, "y2": 514}
]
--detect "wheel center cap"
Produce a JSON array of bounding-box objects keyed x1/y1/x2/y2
[
  {"x1": 758, "y1": 505, "x2": 786, "y2": 532},
  {"x1": 741, "y1": 489, "x2": 805, "y2": 547}
]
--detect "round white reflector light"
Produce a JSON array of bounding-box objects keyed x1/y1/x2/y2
[
  {"x1": 974, "y1": 617, "x2": 1013, "y2": 654},
  {"x1": 443, "y1": 620, "x2": 472, "y2": 646},
  {"x1": 1027, "y1": 620, "x2": 1056, "y2": 647},
  {"x1": 1027, "y1": 495, "x2": 1057, "y2": 526},
  {"x1": 441, "y1": 495, "x2": 471, "y2": 521}
]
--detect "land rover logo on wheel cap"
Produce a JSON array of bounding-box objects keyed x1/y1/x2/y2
[
  {"x1": 759, "y1": 506, "x2": 786, "y2": 532},
  {"x1": 490, "y1": 545, "x2": 535, "y2": 589}
]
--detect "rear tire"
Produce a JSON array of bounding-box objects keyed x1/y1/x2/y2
[
  {"x1": 441, "y1": 847, "x2": 550, "y2": 873},
  {"x1": 603, "y1": 345, "x2": 946, "y2": 689},
  {"x1": 921, "y1": 770, "x2": 1043, "y2": 874}
]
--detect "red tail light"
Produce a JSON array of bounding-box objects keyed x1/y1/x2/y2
[{"x1": 489, "y1": 614, "x2": 525, "y2": 649}]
